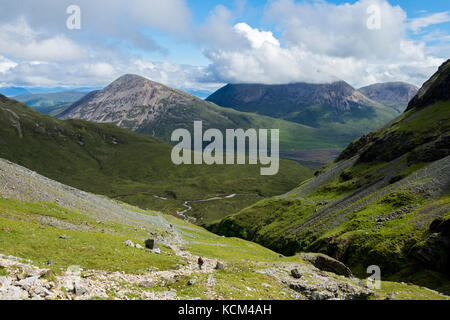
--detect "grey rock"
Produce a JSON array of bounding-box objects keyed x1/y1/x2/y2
[
  {"x1": 187, "y1": 279, "x2": 196, "y2": 286},
  {"x1": 385, "y1": 293, "x2": 396, "y2": 300},
  {"x1": 123, "y1": 240, "x2": 134, "y2": 247},
  {"x1": 139, "y1": 281, "x2": 154, "y2": 289},
  {"x1": 215, "y1": 262, "x2": 225, "y2": 270},
  {"x1": 310, "y1": 291, "x2": 335, "y2": 300},
  {"x1": 145, "y1": 239, "x2": 158, "y2": 250},
  {"x1": 74, "y1": 283, "x2": 87, "y2": 296},
  {"x1": 135, "y1": 244, "x2": 144, "y2": 249},
  {"x1": 17, "y1": 276, "x2": 39, "y2": 288},
  {"x1": 300, "y1": 253, "x2": 353, "y2": 277},
  {"x1": 291, "y1": 269, "x2": 302, "y2": 279}
]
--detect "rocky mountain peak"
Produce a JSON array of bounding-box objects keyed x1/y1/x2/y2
[
  {"x1": 58, "y1": 74, "x2": 195, "y2": 131},
  {"x1": 359, "y1": 82, "x2": 419, "y2": 104}
]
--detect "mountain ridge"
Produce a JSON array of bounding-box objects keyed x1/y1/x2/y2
[
  {"x1": 358, "y1": 82, "x2": 419, "y2": 113},
  {"x1": 205, "y1": 80, "x2": 400, "y2": 140},
  {"x1": 58, "y1": 75, "x2": 374, "y2": 160}
]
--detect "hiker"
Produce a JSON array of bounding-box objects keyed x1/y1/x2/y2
[{"x1": 198, "y1": 257, "x2": 204, "y2": 270}]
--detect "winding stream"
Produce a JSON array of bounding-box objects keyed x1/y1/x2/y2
[{"x1": 151, "y1": 193, "x2": 246, "y2": 222}]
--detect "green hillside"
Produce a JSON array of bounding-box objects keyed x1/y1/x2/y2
[
  {"x1": 207, "y1": 61, "x2": 450, "y2": 293},
  {"x1": 0, "y1": 94, "x2": 311, "y2": 223},
  {"x1": 206, "y1": 81, "x2": 400, "y2": 145},
  {"x1": 1, "y1": 158, "x2": 445, "y2": 300}
]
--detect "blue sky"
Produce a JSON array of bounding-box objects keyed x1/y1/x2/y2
[{"x1": 0, "y1": 0, "x2": 449, "y2": 93}]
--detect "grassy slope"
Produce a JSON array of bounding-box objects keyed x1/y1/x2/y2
[
  {"x1": 205, "y1": 85, "x2": 399, "y2": 150},
  {"x1": 1, "y1": 196, "x2": 446, "y2": 300},
  {"x1": 0, "y1": 95, "x2": 311, "y2": 223},
  {"x1": 208, "y1": 100, "x2": 450, "y2": 293}
]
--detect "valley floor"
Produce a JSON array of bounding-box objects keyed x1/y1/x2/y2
[{"x1": 0, "y1": 159, "x2": 448, "y2": 300}]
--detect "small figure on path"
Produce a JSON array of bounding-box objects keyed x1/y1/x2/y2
[{"x1": 198, "y1": 257, "x2": 204, "y2": 270}]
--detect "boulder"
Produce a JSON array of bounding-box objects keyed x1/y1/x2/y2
[
  {"x1": 300, "y1": 253, "x2": 353, "y2": 277},
  {"x1": 215, "y1": 262, "x2": 225, "y2": 270},
  {"x1": 429, "y1": 218, "x2": 450, "y2": 236},
  {"x1": 145, "y1": 239, "x2": 158, "y2": 250},
  {"x1": 291, "y1": 269, "x2": 302, "y2": 279},
  {"x1": 74, "y1": 283, "x2": 87, "y2": 296},
  {"x1": 410, "y1": 218, "x2": 450, "y2": 275}
]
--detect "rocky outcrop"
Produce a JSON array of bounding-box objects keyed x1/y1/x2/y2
[
  {"x1": 299, "y1": 253, "x2": 353, "y2": 277},
  {"x1": 411, "y1": 218, "x2": 450, "y2": 275},
  {"x1": 256, "y1": 263, "x2": 372, "y2": 301}
]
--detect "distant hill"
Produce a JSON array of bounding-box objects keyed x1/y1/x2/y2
[
  {"x1": 14, "y1": 91, "x2": 87, "y2": 115},
  {"x1": 205, "y1": 81, "x2": 398, "y2": 127},
  {"x1": 359, "y1": 82, "x2": 419, "y2": 113},
  {"x1": 58, "y1": 74, "x2": 372, "y2": 163},
  {"x1": 0, "y1": 87, "x2": 30, "y2": 97},
  {"x1": 208, "y1": 60, "x2": 450, "y2": 293},
  {"x1": 0, "y1": 94, "x2": 311, "y2": 223}
]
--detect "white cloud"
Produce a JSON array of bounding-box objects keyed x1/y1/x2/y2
[
  {"x1": 202, "y1": 0, "x2": 445, "y2": 87},
  {"x1": 0, "y1": 56, "x2": 18, "y2": 73},
  {"x1": 408, "y1": 12, "x2": 450, "y2": 32},
  {"x1": 0, "y1": 0, "x2": 193, "y2": 54},
  {"x1": 0, "y1": 18, "x2": 86, "y2": 62},
  {"x1": 130, "y1": 0, "x2": 192, "y2": 36},
  {"x1": 0, "y1": 0, "x2": 447, "y2": 90}
]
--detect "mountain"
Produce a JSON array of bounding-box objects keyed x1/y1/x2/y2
[
  {"x1": 2, "y1": 159, "x2": 445, "y2": 300},
  {"x1": 205, "y1": 81, "x2": 399, "y2": 128},
  {"x1": 58, "y1": 75, "x2": 388, "y2": 165},
  {"x1": 407, "y1": 59, "x2": 450, "y2": 112},
  {"x1": 0, "y1": 86, "x2": 30, "y2": 97},
  {"x1": 358, "y1": 82, "x2": 419, "y2": 113},
  {"x1": 14, "y1": 91, "x2": 87, "y2": 116},
  {"x1": 0, "y1": 93, "x2": 311, "y2": 224},
  {"x1": 208, "y1": 60, "x2": 450, "y2": 293}
]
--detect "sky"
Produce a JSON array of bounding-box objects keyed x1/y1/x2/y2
[{"x1": 0, "y1": 0, "x2": 449, "y2": 94}]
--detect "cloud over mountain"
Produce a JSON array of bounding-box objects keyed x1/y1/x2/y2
[{"x1": 0, "y1": 0, "x2": 448, "y2": 90}]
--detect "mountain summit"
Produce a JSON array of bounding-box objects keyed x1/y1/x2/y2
[
  {"x1": 59, "y1": 74, "x2": 196, "y2": 133},
  {"x1": 206, "y1": 80, "x2": 398, "y2": 128},
  {"x1": 358, "y1": 82, "x2": 418, "y2": 112}
]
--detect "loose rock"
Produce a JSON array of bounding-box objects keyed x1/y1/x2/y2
[
  {"x1": 291, "y1": 269, "x2": 302, "y2": 279},
  {"x1": 123, "y1": 240, "x2": 134, "y2": 247}
]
